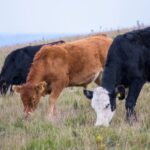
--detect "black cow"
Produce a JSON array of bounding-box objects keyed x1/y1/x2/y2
[
  {"x1": 84, "y1": 27, "x2": 150, "y2": 126},
  {"x1": 0, "y1": 40, "x2": 65, "y2": 95}
]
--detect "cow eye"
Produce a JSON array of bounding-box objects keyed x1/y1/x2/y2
[{"x1": 105, "y1": 104, "x2": 110, "y2": 109}]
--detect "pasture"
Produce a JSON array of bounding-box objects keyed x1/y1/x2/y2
[{"x1": 0, "y1": 32, "x2": 150, "y2": 150}]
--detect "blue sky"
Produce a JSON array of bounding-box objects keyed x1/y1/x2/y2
[{"x1": 0, "y1": 0, "x2": 150, "y2": 34}]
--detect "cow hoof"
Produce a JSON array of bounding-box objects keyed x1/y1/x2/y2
[{"x1": 126, "y1": 110, "x2": 137, "y2": 125}]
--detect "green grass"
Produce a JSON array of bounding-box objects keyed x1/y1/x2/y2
[
  {"x1": 0, "y1": 35, "x2": 150, "y2": 150},
  {"x1": 0, "y1": 84, "x2": 150, "y2": 150}
]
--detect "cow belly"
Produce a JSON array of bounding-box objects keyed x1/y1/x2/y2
[{"x1": 69, "y1": 70, "x2": 101, "y2": 86}]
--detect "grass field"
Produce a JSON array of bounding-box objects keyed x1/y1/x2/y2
[{"x1": 0, "y1": 30, "x2": 150, "y2": 150}]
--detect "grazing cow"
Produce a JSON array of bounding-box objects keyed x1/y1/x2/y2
[
  {"x1": 84, "y1": 27, "x2": 150, "y2": 126},
  {"x1": 0, "y1": 40, "x2": 65, "y2": 95},
  {"x1": 12, "y1": 35, "x2": 112, "y2": 119}
]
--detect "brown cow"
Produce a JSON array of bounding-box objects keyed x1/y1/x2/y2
[{"x1": 12, "y1": 35, "x2": 112, "y2": 119}]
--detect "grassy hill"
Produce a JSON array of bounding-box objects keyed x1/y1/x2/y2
[{"x1": 0, "y1": 28, "x2": 150, "y2": 150}]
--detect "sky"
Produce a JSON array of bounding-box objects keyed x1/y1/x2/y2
[{"x1": 0, "y1": 0, "x2": 150, "y2": 34}]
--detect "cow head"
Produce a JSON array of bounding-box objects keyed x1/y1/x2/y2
[
  {"x1": 83, "y1": 85, "x2": 125, "y2": 126},
  {"x1": 0, "y1": 79, "x2": 10, "y2": 95},
  {"x1": 12, "y1": 81, "x2": 47, "y2": 118}
]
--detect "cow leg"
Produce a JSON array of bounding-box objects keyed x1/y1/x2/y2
[
  {"x1": 95, "y1": 76, "x2": 101, "y2": 85},
  {"x1": 48, "y1": 85, "x2": 63, "y2": 118},
  {"x1": 47, "y1": 79, "x2": 68, "y2": 119},
  {"x1": 94, "y1": 71, "x2": 103, "y2": 85},
  {"x1": 125, "y1": 79, "x2": 145, "y2": 125}
]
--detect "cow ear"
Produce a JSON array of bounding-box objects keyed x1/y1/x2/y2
[
  {"x1": 12, "y1": 85, "x2": 22, "y2": 93},
  {"x1": 83, "y1": 89, "x2": 93, "y2": 100},
  {"x1": 35, "y1": 81, "x2": 47, "y2": 94},
  {"x1": 115, "y1": 85, "x2": 125, "y2": 100}
]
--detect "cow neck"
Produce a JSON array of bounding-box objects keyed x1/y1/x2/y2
[
  {"x1": 101, "y1": 63, "x2": 121, "y2": 112},
  {"x1": 101, "y1": 63, "x2": 121, "y2": 93},
  {"x1": 26, "y1": 66, "x2": 44, "y2": 84}
]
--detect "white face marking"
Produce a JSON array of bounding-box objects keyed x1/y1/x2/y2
[{"x1": 91, "y1": 87, "x2": 115, "y2": 126}]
